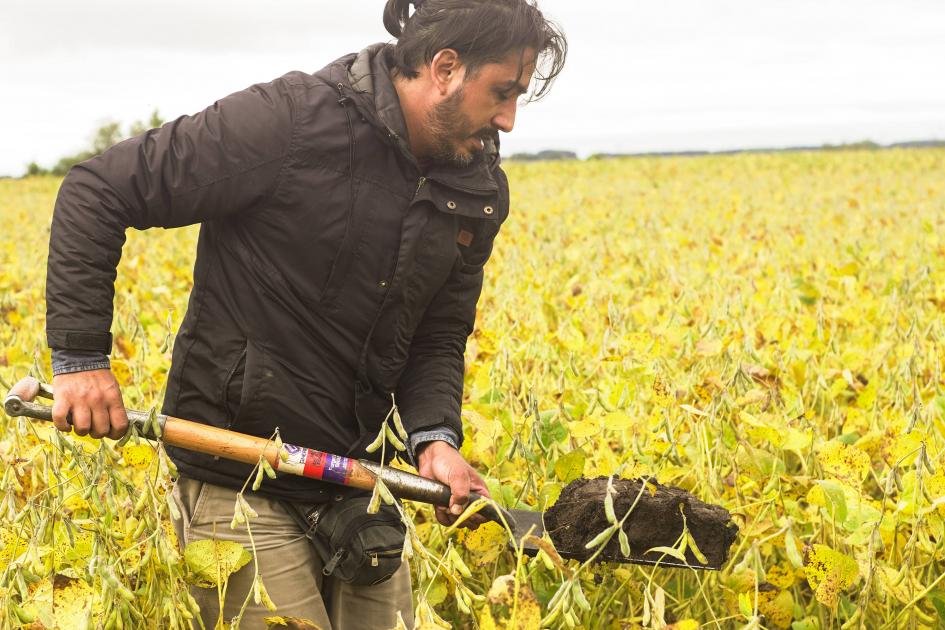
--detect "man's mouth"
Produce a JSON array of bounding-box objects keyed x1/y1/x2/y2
[
  {"x1": 470, "y1": 129, "x2": 496, "y2": 151},
  {"x1": 464, "y1": 136, "x2": 485, "y2": 152}
]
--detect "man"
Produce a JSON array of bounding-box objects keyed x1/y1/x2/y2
[{"x1": 45, "y1": 0, "x2": 565, "y2": 627}]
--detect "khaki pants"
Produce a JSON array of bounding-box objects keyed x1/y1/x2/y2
[{"x1": 172, "y1": 477, "x2": 414, "y2": 630}]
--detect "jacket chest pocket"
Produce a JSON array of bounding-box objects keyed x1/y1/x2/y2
[{"x1": 455, "y1": 215, "x2": 500, "y2": 273}]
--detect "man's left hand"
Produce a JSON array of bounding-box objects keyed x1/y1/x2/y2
[{"x1": 415, "y1": 440, "x2": 490, "y2": 528}]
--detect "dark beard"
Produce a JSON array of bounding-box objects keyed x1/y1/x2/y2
[{"x1": 426, "y1": 86, "x2": 489, "y2": 168}]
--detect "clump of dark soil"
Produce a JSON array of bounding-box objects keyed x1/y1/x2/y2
[{"x1": 544, "y1": 477, "x2": 738, "y2": 568}]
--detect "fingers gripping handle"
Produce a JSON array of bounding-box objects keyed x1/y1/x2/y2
[
  {"x1": 4, "y1": 376, "x2": 160, "y2": 434},
  {"x1": 359, "y1": 460, "x2": 515, "y2": 527}
]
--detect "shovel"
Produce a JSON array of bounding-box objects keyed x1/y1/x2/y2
[{"x1": 4, "y1": 376, "x2": 720, "y2": 570}]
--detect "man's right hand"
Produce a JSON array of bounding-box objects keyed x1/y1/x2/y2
[{"x1": 51, "y1": 370, "x2": 129, "y2": 440}]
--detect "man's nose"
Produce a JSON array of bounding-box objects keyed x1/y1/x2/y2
[{"x1": 492, "y1": 100, "x2": 517, "y2": 133}]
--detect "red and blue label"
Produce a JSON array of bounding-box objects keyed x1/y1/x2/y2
[{"x1": 276, "y1": 443, "x2": 352, "y2": 485}]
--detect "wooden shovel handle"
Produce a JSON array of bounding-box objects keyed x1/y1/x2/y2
[
  {"x1": 3, "y1": 376, "x2": 480, "y2": 512},
  {"x1": 161, "y1": 415, "x2": 380, "y2": 490}
]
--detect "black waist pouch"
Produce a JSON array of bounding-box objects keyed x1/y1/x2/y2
[{"x1": 284, "y1": 495, "x2": 407, "y2": 586}]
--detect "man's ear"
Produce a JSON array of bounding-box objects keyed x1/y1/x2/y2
[{"x1": 429, "y1": 48, "x2": 464, "y2": 95}]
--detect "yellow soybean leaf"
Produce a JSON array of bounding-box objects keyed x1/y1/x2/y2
[
  {"x1": 111, "y1": 359, "x2": 133, "y2": 387},
  {"x1": 54, "y1": 524, "x2": 95, "y2": 569},
  {"x1": 841, "y1": 407, "x2": 870, "y2": 435},
  {"x1": 485, "y1": 575, "x2": 541, "y2": 629},
  {"x1": 738, "y1": 591, "x2": 754, "y2": 618},
  {"x1": 782, "y1": 428, "x2": 813, "y2": 453},
  {"x1": 53, "y1": 574, "x2": 101, "y2": 628},
  {"x1": 803, "y1": 544, "x2": 859, "y2": 608},
  {"x1": 602, "y1": 411, "x2": 634, "y2": 431},
  {"x1": 879, "y1": 566, "x2": 917, "y2": 604},
  {"x1": 758, "y1": 587, "x2": 794, "y2": 629},
  {"x1": 0, "y1": 528, "x2": 29, "y2": 568},
  {"x1": 22, "y1": 576, "x2": 53, "y2": 627},
  {"x1": 514, "y1": 590, "x2": 542, "y2": 629},
  {"x1": 766, "y1": 563, "x2": 796, "y2": 590},
  {"x1": 783, "y1": 527, "x2": 805, "y2": 570},
  {"x1": 568, "y1": 418, "x2": 600, "y2": 439},
  {"x1": 424, "y1": 579, "x2": 449, "y2": 607},
  {"x1": 553, "y1": 450, "x2": 586, "y2": 483},
  {"x1": 817, "y1": 441, "x2": 870, "y2": 486},
  {"x1": 855, "y1": 382, "x2": 877, "y2": 409},
  {"x1": 479, "y1": 607, "x2": 499, "y2": 630},
  {"x1": 828, "y1": 378, "x2": 849, "y2": 399},
  {"x1": 460, "y1": 521, "x2": 507, "y2": 565},
  {"x1": 628, "y1": 331, "x2": 656, "y2": 360},
  {"x1": 471, "y1": 366, "x2": 492, "y2": 399},
  {"x1": 184, "y1": 539, "x2": 252, "y2": 588},
  {"x1": 927, "y1": 472, "x2": 945, "y2": 516},
  {"x1": 652, "y1": 376, "x2": 674, "y2": 407},
  {"x1": 121, "y1": 443, "x2": 155, "y2": 469},
  {"x1": 114, "y1": 334, "x2": 137, "y2": 359},
  {"x1": 162, "y1": 519, "x2": 180, "y2": 554},
  {"x1": 886, "y1": 430, "x2": 927, "y2": 466},
  {"x1": 739, "y1": 411, "x2": 784, "y2": 447}
]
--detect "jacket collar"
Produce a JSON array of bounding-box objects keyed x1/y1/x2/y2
[{"x1": 341, "y1": 43, "x2": 500, "y2": 195}]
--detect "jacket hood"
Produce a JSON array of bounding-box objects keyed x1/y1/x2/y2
[{"x1": 341, "y1": 43, "x2": 501, "y2": 191}]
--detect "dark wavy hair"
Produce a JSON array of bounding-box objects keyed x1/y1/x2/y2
[{"x1": 382, "y1": 0, "x2": 567, "y2": 101}]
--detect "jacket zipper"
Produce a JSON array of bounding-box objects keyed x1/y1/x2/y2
[{"x1": 414, "y1": 176, "x2": 426, "y2": 198}]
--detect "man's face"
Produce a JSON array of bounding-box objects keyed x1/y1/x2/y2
[{"x1": 426, "y1": 49, "x2": 537, "y2": 168}]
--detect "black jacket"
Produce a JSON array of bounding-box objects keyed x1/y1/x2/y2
[{"x1": 45, "y1": 43, "x2": 509, "y2": 502}]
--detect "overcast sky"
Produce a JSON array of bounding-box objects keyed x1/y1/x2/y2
[{"x1": 3, "y1": 0, "x2": 944, "y2": 176}]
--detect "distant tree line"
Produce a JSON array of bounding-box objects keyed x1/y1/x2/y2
[
  {"x1": 507, "y1": 149, "x2": 578, "y2": 162},
  {"x1": 25, "y1": 110, "x2": 165, "y2": 177},
  {"x1": 504, "y1": 140, "x2": 945, "y2": 164},
  {"x1": 585, "y1": 140, "x2": 945, "y2": 161}
]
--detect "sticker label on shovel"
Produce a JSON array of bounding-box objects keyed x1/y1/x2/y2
[{"x1": 276, "y1": 444, "x2": 352, "y2": 485}]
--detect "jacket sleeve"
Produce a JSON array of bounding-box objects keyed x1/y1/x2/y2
[
  {"x1": 395, "y1": 261, "x2": 484, "y2": 446},
  {"x1": 395, "y1": 167, "x2": 510, "y2": 445},
  {"x1": 46, "y1": 75, "x2": 299, "y2": 353},
  {"x1": 51, "y1": 349, "x2": 111, "y2": 375}
]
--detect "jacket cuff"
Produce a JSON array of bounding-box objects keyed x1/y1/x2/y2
[
  {"x1": 409, "y1": 426, "x2": 460, "y2": 451},
  {"x1": 51, "y1": 348, "x2": 111, "y2": 376},
  {"x1": 47, "y1": 329, "x2": 112, "y2": 354},
  {"x1": 406, "y1": 426, "x2": 460, "y2": 466}
]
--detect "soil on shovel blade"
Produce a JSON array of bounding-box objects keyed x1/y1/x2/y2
[{"x1": 543, "y1": 477, "x2": 738, "y2": 568}]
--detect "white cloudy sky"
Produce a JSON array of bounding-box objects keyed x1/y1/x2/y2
[{"x1": 2, "y1": 0, "x2": 944, "y2": 176}]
